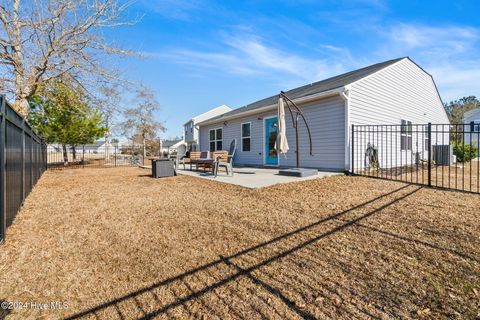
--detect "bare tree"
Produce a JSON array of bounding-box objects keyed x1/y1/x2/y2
[
  {"x1": 120, "y1": 85, "x2": 165, "y2": 164},
  {"x1": 0, "y1": 0, "x2": 139, "y2": 116},
  {"x1": 94, "y1": 84, "x2": 122, "y2": 160}
]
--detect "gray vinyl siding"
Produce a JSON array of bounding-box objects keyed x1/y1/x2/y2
[
  {"x1": 349, "y1": 58, "x2": 450, "y2": 170},
  {"x1": 199, "y1": 96, "x2": 346, "y2": 171},
  {"x1": 184, "y1": 121, "x2": 194, "y2": 143}
]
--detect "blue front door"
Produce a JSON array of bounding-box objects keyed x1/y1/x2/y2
[{"x1": 264, "y1": 117, "x2": 278, "y2": 165}]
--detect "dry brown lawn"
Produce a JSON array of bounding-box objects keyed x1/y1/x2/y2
[
  {"x1": 0, "y1": 167, "x2": 479, "y2": 319},
  {"x1": 361, "y1": 161, "x2": 480, "y2": 193}
]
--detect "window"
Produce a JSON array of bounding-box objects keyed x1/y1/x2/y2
[
  {"x1": 241, "y1": 122, "x2": 251, "y2": 152},
  {"x1": 400, "y1": 119, "x2": 412, "y2": 151},
  {"x1": 471, "y1": 120, "x2": 480, "y2": 132},
  {"x1": 209, "y1": 128, "x2": 223, "y2": 151}
]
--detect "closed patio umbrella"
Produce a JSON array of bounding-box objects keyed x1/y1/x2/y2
[{"x1": 276, "y1": 96, "x2": 289, "y2": 154}]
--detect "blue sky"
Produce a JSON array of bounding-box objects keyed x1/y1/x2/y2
[{"x1": 109, "y1": 0, "x2": 480, "y2": 138}]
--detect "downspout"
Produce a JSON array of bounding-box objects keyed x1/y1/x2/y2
[
  {"x1": 340, "y1": 88, "x2": 350, "y2": 173},
  {"x1": 194, "y1": 123, "x2": 200, "y2": 151}
]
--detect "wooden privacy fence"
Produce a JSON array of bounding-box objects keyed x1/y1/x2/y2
[{"x1": 0, "y1": 95, "x2": 47, "y2": 243}]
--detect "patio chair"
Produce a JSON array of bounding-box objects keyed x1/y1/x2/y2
[
  {"x1": 175, "y1": 144, "x2": 187, "y2": 170},
  {"x1": 214, "y1": 139, "x2": 236, "y2": 177}
]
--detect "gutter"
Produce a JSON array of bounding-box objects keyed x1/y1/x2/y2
[{"x1": 197, "y1": 87, "x2": 346, "y2": 126}]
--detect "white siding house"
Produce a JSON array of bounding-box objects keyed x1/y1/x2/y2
[
  {"x1": 183, "y1": 105, "x2": 232, "y2": 151},
  {"x1": 195, "y1": 57, "x2": 449, "y2": 172},
  {"x1": 463, "y1": 108, "x2": 480, "y2": 157}
]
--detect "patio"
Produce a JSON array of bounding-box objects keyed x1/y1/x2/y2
[{"x1": 176, "y1": 166, "x2": 339, "y2": 188}]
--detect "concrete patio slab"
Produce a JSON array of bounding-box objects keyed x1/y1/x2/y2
[{"x1": 176, "y1": 167, "x2": 339, "y2": 188}]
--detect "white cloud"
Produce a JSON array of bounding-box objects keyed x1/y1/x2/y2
[
  {"x1": 154, "y1": 22, "x2": 480, "y2": 101},
  {"x1": 157, "y1": 34, "x2": 348, "y2": 84},
  {"x1": 428, "y1": 62, "x2": 480, "y2": 102},
  {"x1": 375, "y1": 23, "x2": 480, "y2": 101},
  {"x1": 386, "y1": 23, "x2": 478, "y2": 54}
]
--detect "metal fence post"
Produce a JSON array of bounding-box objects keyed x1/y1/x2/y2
[
  {"x1": 0, "y1": 96, "x2": 6, "y2": 243},
  {"x1": 115, "y1": 145, "x2": 117, "y2": 167},
  {"x1": 21, "y1": 119, "x2": 25, "y2": 202},
  {"x1": 351, "y1": 124, "x2": 355, "y2": 175},
  {"x1": 427, "y1": 122, "x2": 432, "y2": 187}
]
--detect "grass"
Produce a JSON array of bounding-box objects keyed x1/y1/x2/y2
[
  {"x1": 0, "y1": 167, "x2": 479, "y2": 319},
  {"x1": 359, "y1": 161, "x2": 480, "y2": 193}
]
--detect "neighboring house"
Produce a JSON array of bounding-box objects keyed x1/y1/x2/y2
[
  {"x1": 196, "y1": 57, "x2": 449, "y2": 172},
  {"x1": 183, "y1": 105, "x2": 232, "y2": 151},
  {"x1": 463, "y1": 108, "x2": 480, "y2": 156},
  {"x1": 160, "y1": 139, "x2": 185, "y2": 154},
  {"x1": 47, "y1": 139, "x2": 130, "y2": 154}
]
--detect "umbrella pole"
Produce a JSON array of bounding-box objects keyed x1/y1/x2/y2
[{"x1": 295, "y1": 115, "x2": 299, "y2": 168}]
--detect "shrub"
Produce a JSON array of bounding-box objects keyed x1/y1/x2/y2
[{"x1": 453, "y1": 144, "x2": 479, "y2": 162}]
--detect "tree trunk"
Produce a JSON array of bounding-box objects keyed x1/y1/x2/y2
[
  {"x1": 13, "y1": 94, "x2": 29, "y2": 117},
  {"x1": 72, "y1": 145, "x2": 77, "y2": 160},
  {"x1": 62, "y1": 144, "x2": 68, "y2": 166}
]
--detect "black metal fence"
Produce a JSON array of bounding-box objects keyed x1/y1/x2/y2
[
  {"x1": 47, "y1": 144, "x2": 143, "y2": 170},
  {"x1": 0, "y1": 95, "x2": 47, "y2": 243},
  {"x1": 351, "y1": 123, "x2": 480, "y2": 194}
]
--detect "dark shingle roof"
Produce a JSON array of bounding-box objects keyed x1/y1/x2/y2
[{"x1": 201, "y1": 57, "x2": 405, "y2": 124}]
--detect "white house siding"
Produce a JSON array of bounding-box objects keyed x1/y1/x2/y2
[
  {"x1": 184, "y1": 105, "x2": 232, "y2": 151},
  {"x1": 184, "y1": 121, "x2": 194, "y2": 143},
  {"x1": 464, "y1": 109, "x2": 480, "y2": 156},
  {"x1": 199, "y1": 96, "x2": 346, "y2": 171},
  {"x1": 348, "y1": 58, "x2": 450, "y2": 170}
]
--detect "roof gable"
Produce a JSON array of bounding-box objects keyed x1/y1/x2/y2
[{"x1": 199, "y1": 57, "x2": 406, "y2": 125}]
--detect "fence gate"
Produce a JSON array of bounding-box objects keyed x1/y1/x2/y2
[{"x1": 351, "y1": 123, "x2": 480, "y2": 194}]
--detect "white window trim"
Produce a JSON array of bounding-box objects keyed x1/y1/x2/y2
[
  {"x1": 240, "y1": 122, "x2": 251, "y2": 152},
  {"x1": 400, "y1": 119, "x2": 412, "y2": 151},
  {"x1": 471, "y1": 119, "x2": 480, "y2": 132},
  {"x1": 209, "y1": 127, "x2": 223, "y2": 151}
]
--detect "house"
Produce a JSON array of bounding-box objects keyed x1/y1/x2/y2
[
  {"x1": 183, "y1": 105, "x2": 232, "y2": 151},
  {"x1": 47, "y1": 139, "x2": 131, "y2": 154},
  {"x1": 196, "y1": 57, "x2": 450, "y2": 172},
  {"x1": 160, "y1": 139, "x2": 185, "y2": 155},
  {"x1": 463, "y1": 108, "x2": 480, "y2": 156}
]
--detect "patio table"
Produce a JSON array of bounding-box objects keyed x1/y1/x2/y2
[{"x1": 190, "y1": 158, "x2": 214, "y2": 172}]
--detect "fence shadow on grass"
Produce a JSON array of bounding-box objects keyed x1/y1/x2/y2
[{"x1": 65, "y1": 185, "x2": 423, "y2": 319}]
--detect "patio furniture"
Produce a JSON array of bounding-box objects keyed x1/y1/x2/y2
[
  {"x1": 175, "y1": 144, "x2": 187, "y2": 169},
  {"x1": 152, "y1": 158, "x2": 175, "y2": 178},
  {"x1": 192, "y1": 151, "x2": 212, "y2": 172},
  {"x1": 188, "y1": 151, "x2": 201, "y2": 170},
  {"x1": 214, "y1": 139, "x2": 236, "y2": 177}
]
